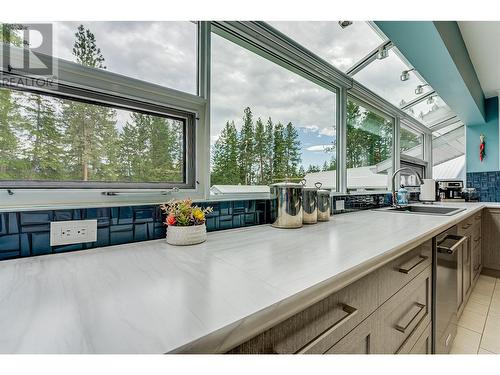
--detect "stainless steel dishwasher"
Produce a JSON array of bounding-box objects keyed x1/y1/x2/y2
[{"x1": 434, "y1": 226, "x2": 467, "y2": 354}]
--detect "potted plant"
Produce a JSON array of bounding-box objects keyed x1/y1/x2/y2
[{"x1": 160, "y1": 199, "x2": 213, "y2": 246}]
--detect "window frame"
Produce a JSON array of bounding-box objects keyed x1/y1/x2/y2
[
  {"x1": 0, "y1": 21, "x2": 209, "y2": 209},
  {"x1": 0, "y1": 21, "x2": 439, "y2": 210},
  {"x1": 345, "y1": 94, "x2": 396, "y2": 193}
]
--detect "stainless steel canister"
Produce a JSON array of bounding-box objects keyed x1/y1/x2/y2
[
  {"x1": 317, "y1": 184, "x2": 331, "y2": 221},
  {"x1": 302, "y1": 182, "x2": 321, "y2": 224},
  {"x1": 270, "y1": 181, "x2": 303, "y2": 229}
]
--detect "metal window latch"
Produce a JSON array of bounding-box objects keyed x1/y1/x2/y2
[
  {"x1": 7, "y1": 189, "x2": 14, "y2": 196},
  {"x1": 101, "y1": 187, "x2": 180, "y2": 196}
]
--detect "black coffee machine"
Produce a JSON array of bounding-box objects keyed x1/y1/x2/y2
[{"x1": 436, "y1": 180, "x2": 465, "y2": 202}]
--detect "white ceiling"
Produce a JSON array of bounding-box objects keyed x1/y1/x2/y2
[{"x1": 458, "y1": 21, "x2": 500, "y2": 99}]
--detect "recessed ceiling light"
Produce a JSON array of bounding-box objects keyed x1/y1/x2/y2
[{"x1": 338, "y1": 21, "x2": 353, "y2": 29}]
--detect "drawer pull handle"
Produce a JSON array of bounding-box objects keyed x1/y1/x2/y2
[
  {"x1": 395, "y1": 302, "x2": 425, "y2": 334},
  {"x1": 474, "y1": 237, "x2": 480, "y2": 243},
  {"x1": 462, "y1": 223, "x2": 472, "y2": 229},
  {"x1": 295, "y1": 303, "x2": 358, "y2": 354},
  {"x1": 398, "y1": 255, "x2": 428, "y2": 274}
]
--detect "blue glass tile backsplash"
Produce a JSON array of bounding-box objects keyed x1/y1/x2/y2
[
  {"x1": 467, "y1": 171, "x2": 500, "y2": 202},
  {"x1": 0, "y1": 193, "x2": 391, "y2": 261},
  {"x1": 0, "y1": 200, "x2": 269, "y2": 261}
]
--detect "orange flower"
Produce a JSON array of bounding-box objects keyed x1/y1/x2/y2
[{"x1": 166, "y1": 214, "x2": 177, "y2": 226}]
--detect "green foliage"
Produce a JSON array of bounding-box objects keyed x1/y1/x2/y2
[
  {"x1": 346, "y1": 101, "x2": 393, "y2": 169},
  {"x1": 211, "y1": 108, "x2": 303, "y2": 185},
  {"x1": 0, "y1": 23, "x2": 27, "y2": 47},
  {"x1": 0, "y1": 89, "x2": 23, "y2": 178},
  {"x1": 211, "y1": 121, "x2": 240, "y2": 185},
  {"x1": 21, "y1": 93, "x2": 64, "y2": 179}
]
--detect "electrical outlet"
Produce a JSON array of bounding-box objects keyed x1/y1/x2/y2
[
  {"x1": 335, "y1": 200, "x2": 345, "y2": 211},
  {"x1": 50, "y1": 220, "x2": 98, "y2": 246}
]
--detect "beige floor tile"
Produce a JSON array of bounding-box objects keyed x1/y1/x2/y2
[
  {"x1": 471, "y1": 287, "x2": 493, "y2": 298},
  {"x1": 464, "y1": 300, "x2": 490, "y2": 316},
  {"x1": 473, "y1": 284, "x2": 495, "y2": 297},
  {"x1": 458, "y1": 309, "x2": 488, "y2": 333},
  {"x1": 451, "y1": 326, "x2": 482, "y2": 354},
  {"x1": 480, "y1": 315, "x2": 500, "y2": 353},
  {"x1": 478, "y1": 348, "x2": 496, "y2": 354},
  {"x1": 479, "y1": 275, "x2": 496, "y2": 285},
  {"x1": 488, "y1": 309, "x2": 500, "y2": 319},
  {"x1": 469, "y1": 291, "x2": 492, "y2": 306},
  {"x1": 489, "y1": 298, "x2": 500, "y2": 314}
]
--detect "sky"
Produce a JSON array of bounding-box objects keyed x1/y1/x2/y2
[{"x1": 46, "y1": 21, "x2": 447, "y2": 169}]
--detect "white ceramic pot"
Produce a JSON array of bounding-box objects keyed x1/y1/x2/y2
[{"x1": 166, "y1": 224, "x2": 207, "y2": 246}]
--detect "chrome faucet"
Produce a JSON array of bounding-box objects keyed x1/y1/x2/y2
[{"x1": 391, "y1": 167, "x2": 423, "y2": 207}]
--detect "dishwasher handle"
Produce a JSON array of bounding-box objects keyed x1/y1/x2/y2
[{"x1": 437, "y1": 234, "x2": 467, "y2": 254}]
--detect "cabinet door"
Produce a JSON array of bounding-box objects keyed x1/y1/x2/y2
[{"x1": 483, "y1": 209, "x2": 500, "y2": 270}]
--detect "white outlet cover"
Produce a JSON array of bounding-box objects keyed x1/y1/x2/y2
[{"x1": 50, "y1": 220, "x2": 98, "y2": 246}]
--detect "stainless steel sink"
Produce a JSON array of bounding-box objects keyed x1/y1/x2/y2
[{"x1": 377, "y1": 205, "x2": 466, "y2": 216}]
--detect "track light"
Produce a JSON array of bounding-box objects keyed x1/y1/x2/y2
[
  {"x1": 338, "y1": 21, "x2": 353, "y2": 29},
  {"x1": 415, "y1": 84, "x2": 429, "y2": 95},
  {"x1": 377, "y1": 46, "x2": 389, "y2": 60},
  {"x1": 400, "y1": 68, "x2": 415, "y2": 81}
]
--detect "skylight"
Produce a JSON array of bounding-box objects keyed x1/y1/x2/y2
[
  {"x1": 353, "y1": 48, "x2": 432, "y2": 107},
  {"x1": 268, "y1": 21, "x2": 385, "y2": 72},
  {"x1": 405, "y1": 96, "x2": 454, "y2": 127}
]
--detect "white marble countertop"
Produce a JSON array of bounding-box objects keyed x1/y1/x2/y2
[{"x1": 0, "y1": 202, "x2": 497, "y2": 354}]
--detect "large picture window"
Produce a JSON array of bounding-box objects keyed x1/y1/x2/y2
[
  {"x1": 346, "y1": 98, "x2": 393, "y2": 192},
  {"x1": 0, "y1": 87, "x2": 190, "y2": 187},
  {"x1": 210, "y1": 33, "x2": 337, "y2": 193},
  {"x1": 1, "y1": 22, "x2": 198, "y2": 190}
]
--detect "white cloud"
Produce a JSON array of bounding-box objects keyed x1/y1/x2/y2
[
  {"x1": 306, "y1": 144, "x2": 334, "y2": 152},
  {"x1": 320, "y1": 127, "x2": 336, "y2": 137}
]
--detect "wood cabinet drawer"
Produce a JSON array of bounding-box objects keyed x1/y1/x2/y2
[
  {"x1": 378, "y1": 240, "x2": 432, "y2": 304},
  {"x1": 228, "y1": 270, "x2": 379, "y2": 354},
  {"x1": 458, "y1": 216, "x2": 474, "y2": 237},
  {"x1": 324, "y1": 310, "x2": 379, "y2": 354},
  {"x1": 376, "y1": 265, "x2": 432, "y2": 354},
  {"x1": 407, "y1": 322, "x2": 432, "y2": 354}
]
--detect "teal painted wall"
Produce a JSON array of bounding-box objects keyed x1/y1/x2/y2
[{"x1": 466, "y1": 97, "x2": 499, "y2": 172}]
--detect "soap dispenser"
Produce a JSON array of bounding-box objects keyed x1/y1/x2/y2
[{"x1": 397, "y1": 184, "x2": 409, "y2": 206}]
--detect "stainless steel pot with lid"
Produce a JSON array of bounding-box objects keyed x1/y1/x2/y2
[
  {"x1": 317, "y1": 184, "x2": 331, "y2": 221},
  {"x1": 302, "y1": 181, "x2": 321, "y2": 224},
  {"x1": 270, "y1": 181, "x2": 303, "y2": 229}
]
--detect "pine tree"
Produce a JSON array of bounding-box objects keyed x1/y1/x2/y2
[
  {"x1": 238, "y1": 107, "x2": 254, "y2": 185},
  {"x1": 0, "y1": 26, "x2": 26, "y2": 178},
  {"x1": 264, "y1": 117, "x2": 274, "y2": 183},
  {"x1": 272, "y1": 122, "x2": 286, "y2": 182},
  {"x1": 284, "y1": 122, "x2": 301, "y2": 178},
  {"x1": 21, "y1": 93, "x2": 64, "y2": 179},
  {"x1": 150, "y1": 118, "x2": 183, "y2": 182},
  {"x1": 211, "y1": 121, "x2": 239, "y2": 185},
  {"x1": 254, "y1": 117, "x2": 266, "y2": 184},
  {"x1": 62, "y1": 25, "x2": 118, "y2": 181},
  {"x1": 0, "y1": 89, "x2": 23, "y2": 178},
  {"x1": 298, "y1": 165, "x2": 306, "y2": 178}
]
